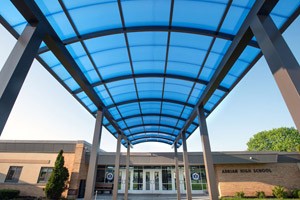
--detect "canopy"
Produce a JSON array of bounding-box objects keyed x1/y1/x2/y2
[{"x1": 0, "y1": 0, "x2": 299, "y2": 147}]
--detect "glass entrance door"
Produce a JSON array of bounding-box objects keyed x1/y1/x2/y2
[{"x1": 144, "y1": 170, "x2": 161, "y2": 192}]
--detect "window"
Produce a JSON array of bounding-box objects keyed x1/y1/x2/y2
[
  {"x1": 162, "y1": 166, "x2": 173, "y2": 190},
  {"x1": 133, "y1": 167, "x2": 143, "y2": 190},
  {"x1": 37, "y1": 167, "x2": 53, "y2": 183},
  {"x1": 5, "y1": 166, "x2": 22, "y2": 183}
]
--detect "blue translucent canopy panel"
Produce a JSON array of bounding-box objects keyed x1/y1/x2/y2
[
  {"x1": 199, "y1": 38, "x2": 232, "y2": 82},
  {"x1": 128, "y1": 32, "x2": 168, "y2": 74},
  {"x1": 164, "y1": 78, "x2": 194, "y2": 103},
  {"x1": 220, "y1": 46, "x2": 261, "y2": 88},
  {"x1": 136, "y1": 78, "x2": 163, "y2": 99},
  {"x1": 0, "y1": 0, "x2": 299, "y2": 147},
  {"x1": 220, "y1": 0, "x2": 254, "y2": 35},
  {"x1": 167, "y1": 33, "x2": 213, "y2": 78},
  {"x1": 122, "y1": 0, "x2": 171, "y2": 27},
  {"x1": 84, "y1": 34, "x2": 132, "y2": 80},
  {"x1": 106, "y1": 79, "x2": 137, "y2": 104},
  {"x1": 62, "y1": 0, "x2": 122, "y2": 35},
  {"x1": 66, "y1": 42, "x2": 101, "y2": 84},
  {"x1": 173, "y1": 0, "x2": 228, "y2": 30},
  {"x1": 0, "y1": 1, "x2": 27, "y2": 34},
  {"x1": 36, "y1": 0, "x2": 76, "y2": 40}
]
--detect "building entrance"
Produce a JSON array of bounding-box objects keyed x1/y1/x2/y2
[{"x1": 144, "y1": 169, "x2": 161, "y2": 192}]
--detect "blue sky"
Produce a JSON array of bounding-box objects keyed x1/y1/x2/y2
[{"x1": 0, "y1": 17, "x2": 299, "y2": 153}]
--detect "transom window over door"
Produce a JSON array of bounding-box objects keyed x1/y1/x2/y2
[{"x1": 5, "y1": 166, "x2": 22, "y2": 183}]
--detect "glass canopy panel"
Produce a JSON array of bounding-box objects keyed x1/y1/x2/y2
[
  {"x1": 66, "y1": 42, "x2": 100, "y2": 84},
  {"x1": 93, "y1": 85, "x2": 113, "y2": 106},
  {"x1": 204, "y1": 89, "x2": 226, "y2": 112},
  {"x1": 62, "y1": 0, "x2": 122, "y2": 35},
  {"x1": 161, "y1": 102, "x2": 184, "y2": 118},
  {"x1": 117, "y1": 121, "x2": 127, "y2": 129},
  {"x1": 199, "y1": 38, "x2": 232, "y2": 82},
  {"x1": 84, "y1": 34, "x2": 131, "y2": 80},
  {"x1": 0, "y1": 0, "x2": 27, "y2": 34},
  {"x1": 125, "y1": 117, "x2": 142, "y2": 127},
  {"x1": 36, "y1": 0, "x2": 76, "y2": 40},
  {"x1": 76, "y1": 92, "x2": 97, "y2": 113},
  {"x1": 128, "y1": 32, "x2": 168, "y2": 74},
  {"x1": 167, "y1": 32, "x2": 212, "y2": 78},
  {"x1": 129, "y1": 127, "x2": 145, "y2": 134},
  {"x1": 39, "y1": 51, "x2": 80, "y2": 91},
  {"x1": 143, "y1": 116, "x2": 160, "y2": 124},
  {"x1": 117, "y1": 103, "x2": 140, "y2": 118},
  {"x1": 188, "y1": 83, "x2": 206, "y2": 105},
  {"x1": 172, "y1": 0, "x2": 228, "y2": 31},
  {"x1": 181, "y1": 107, "x2": 193, "y2": 119},
  {"x1": 164, "y1": 78, "x2": 194, "y2": 103},
  {"x1": 121, "y1": 0, "x2": 171, "y2": 27},
  {"x1": 106, "y1": 125, "x2": 117, "y2": 134},
  {"x1": 136, "y1": 78, "x2": 163, "y2": 99},
  {"x1": 270, "y1": 0, "x2": 300, "y2": 29},
  {"x1": 220, "y1": 45, "x2": 260, "y2": 88},
  {"x1": 140, "y1": 102, "x2": 161, "y2": 114},
  {"x1": 106, "y1": 79, "x2": 137, "y2": 103},
  {"x1": 220, "y1": 0, "x2": 254, "y2": 35},
  {"x1": 108, "y1": 107, "x2": 122, "y2": 121},
  {"x1": 144, "y1": 126, "x2": 159, "y2": 132},
  {"x1": 0, "y1": 0, "x2": 298, "y2": 147}
]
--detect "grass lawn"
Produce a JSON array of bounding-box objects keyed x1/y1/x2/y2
[{"x1": 220, "y1": 198, "x2": 300, "y2": 200}]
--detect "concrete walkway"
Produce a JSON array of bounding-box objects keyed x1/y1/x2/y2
[{"x1": 78, "y1": 193, "x2": 210, "y2": 200}]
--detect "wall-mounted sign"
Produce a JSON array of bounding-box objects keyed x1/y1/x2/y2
[
  {"x1": 221, "y1": 168, "x2": 272, "y2": 174},
  {"x1": 106, "y1": 172, "x2": 114, "y2": 181},
  {"x1": 191, "y1": 172, "x2": 200, "y2": 180}
]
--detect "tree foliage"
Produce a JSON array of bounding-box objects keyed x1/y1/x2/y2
[
  {"x1": 247, "y1": 127, "x2": 300, "y2": 152},
  {"x1": 45, "y1": 150, "x2": 69, "y2": 199}
]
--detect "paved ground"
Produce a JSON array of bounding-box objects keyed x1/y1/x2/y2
[{"x1": 78, "y1": 194, "x2": 210, "y2": 200}]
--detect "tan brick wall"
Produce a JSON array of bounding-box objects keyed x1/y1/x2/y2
[
  {"x1": 0, "y1": 152, "x2": 75, "y2": 198},
  {"x1": 67, "y1": 143, "x2": 88, "y2": 198},
  {"x1": 216, "y1": 163, "x2": 300, "y2": 197}
]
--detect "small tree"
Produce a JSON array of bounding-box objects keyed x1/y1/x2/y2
[
  {"x1": 247, "y1": 127, "x2": 300, "y2": 152},
  {"x1": 45, "y1": 150, "x2": 69, "y2": 199}
]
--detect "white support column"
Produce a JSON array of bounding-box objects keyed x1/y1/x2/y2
[
  {"x1": 174, "y1": 144, "x2": 181, "y2": 200},
  {"x1": 0, "y1": 23, "x2": 43, "y2": 135},
  {"x1": 250, "y1": 14, "x2": 300, "y2": 130},
  {"x1": 197, "y1": 107, "x2": 218, "y2": 200},
  {"x1": 182, "y1": 132, "x2": 192, "y2": 200},
  {"x1": 84, "y1": 110, "x2": 103, "y2": 200},
  {"x1": 124, "y1": 143, "x2": 130, "y2": 200},
  {"x1": 113, "y1": 134, "x2": 122, "y2": 200}
]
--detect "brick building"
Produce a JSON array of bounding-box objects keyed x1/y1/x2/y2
[{"x1": 0, "y1": 140, "x2": 299, "y2": 198}]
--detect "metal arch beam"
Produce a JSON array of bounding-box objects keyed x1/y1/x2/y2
[
  {"x1": 114, "y1": 114, "x2": 199, "y2": 126},
  {"x1": 132, "y1": 140, "x2": 172, "y2": 146},
  {"x1": 123, "y1": 124, "x2": 182, "y2": 132},
  {"x1": 73, "y1": 73, "x2": 229, "y2": 94},
  {"x1": 173, "y1": 0, "x2": 280, "y2": 145},
  {"x1": 131, "y1": 137, "x2": 174, "y2": 145},
  {"x1": 107, "y1": 98, "x2": 197, "y2": 110},
  {"x1": 38, "y1": 26, "x2": 259, "y2": 53},
  {"x1": 130, "y1": 134, "x2": 176, "y2": 141},
  {"x1": 11, "y1": 0, "x2": 131, "y2": 145},
  {"x1": 127, "y1": 130, "x2": 179, "y2": 138}
]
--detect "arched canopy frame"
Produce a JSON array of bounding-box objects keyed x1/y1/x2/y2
[{"x1": 1, "y1": 0, "x2": 299, "y2": 147}]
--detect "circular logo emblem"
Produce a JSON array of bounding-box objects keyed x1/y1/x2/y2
[
  {"x1": 191, "y1": 172, "x2": 200, "y2": 180},
  {"x1": 106, "y1": 172, "x2": 114, "y2": 181}
]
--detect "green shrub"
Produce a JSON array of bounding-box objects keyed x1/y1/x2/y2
[
  {"x1": 234, "y1": 191, "x2": 245, "y2": 198},
  {"x1": 255, "y1": 191, "x2": 266, "y2": 199},
  {"x1": 290, "y1": 189, "x2": 300, "y2": 198},
  {"x1": 0, "y1": 189, "x2": 20, "y2": 199},
  {"x1": 272, "y1": 185, "x2": 288, "y2": 199}
]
